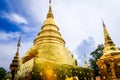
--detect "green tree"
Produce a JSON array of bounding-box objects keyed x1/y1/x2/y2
[
  {"x1": 89, "y1": 44, "x2": 104, "y2": 76},
  {"x1": 0, "y1": 67, "x2": 6, "y2": 80},
  {"x1": 4, "y1": 71, "x2": 10, "y2": 80}
]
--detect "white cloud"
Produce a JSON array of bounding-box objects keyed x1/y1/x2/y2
[
  {"x1": 0, "y1": 41, "x2": 33, "y2": 70},
  {"x1": 21, "y1": 25, "x2": 39, "y2": 33},
  {"x1": 2, "y1": 12, "x2": 27, "y2": 24},
  {"x1": 0, "y1": 42, "x2": 16, "y2": 70},
  {"x1": 0, "y1": 31, "x2": 20, "y2": 41},
  {"x1": 73, "y1": 37, "x2": 96, "y2": 66}
]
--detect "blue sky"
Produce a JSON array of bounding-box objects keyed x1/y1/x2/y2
[{"x1": 0, "y1": 0, "x2": 120, "y2": 70}]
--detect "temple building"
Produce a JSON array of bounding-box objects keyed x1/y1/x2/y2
[
  {"x1": 96, "y1": 21, "x2": 120, "y2": 80},
  {"x1": 10, "y1": 0, "x2": 95, "y2": 80}
]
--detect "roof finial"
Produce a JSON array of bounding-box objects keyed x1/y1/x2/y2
[
  {"x1": 102, "y1": 18, "x2": 106, "y2": 27},
  {"x1": 17, "y1": 35, "x2": 21, "y2": 47},
  {"x1": 49, "y1": 0, "x2": 51, "y2": 4},
  {"x1": 16, "y1": 35, "x2": 21, "y2": 56},
  {"x1": 47, "y1": 0, "x2": 54, "y2": 18},
  {"x1": 102, "y1": 19, "x2": 111, "y2": 39},
  {"x1": 84, "y1": 53, "x2": 88, "y2": 68}
]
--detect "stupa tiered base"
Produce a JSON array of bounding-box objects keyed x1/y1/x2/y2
[{"x1": 16, "y1": 57, "x2": 95, "y2": 80}]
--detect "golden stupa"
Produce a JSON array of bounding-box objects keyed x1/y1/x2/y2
[
  {"x1": 10, "y1": 1, "x2": 95, "y2": 80},
  {"x1": 96, "y1": 21, "x2": 120, "y2": 80}
]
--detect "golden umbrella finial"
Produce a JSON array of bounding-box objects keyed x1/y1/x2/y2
[
  {"x1": 49, "y1": 0, "x2": 51, "y2": 4},
  {"x1": 47, "y1": 0, "x2": 54, "y2": 18}
]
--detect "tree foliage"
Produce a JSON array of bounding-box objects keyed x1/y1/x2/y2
[
  {"x1": 0, "y1": 67, "x2": 6, "y2": 80},
  {"x1": 89, "y1": 44, "x2": 104, "y2": 76}
]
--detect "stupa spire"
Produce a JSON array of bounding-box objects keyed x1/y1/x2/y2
[
  {"x1": 102, "y1": 20, "x2": 120, "y2": 56},
  {"x1": 83, "y1": 53, "x2": 88, "y2": 68},
  {"x1": 102, "y1": 20, "x2": 114, "y2": 47},
  {"x1": 34, "y1": 0, "x2": 65, "y2": 46},
  {"x1": 16, "y1": 36, "x2": 21, "y2": 57},
  {"x1": 10, "y1": 36, "x2": 21, "y2": 80},
  {"x1": 47, "y1": 0, "x2": 54, "y2": 18},
  {"x1": 102, "y1": 20, "x2": 113, "y2": 44}
]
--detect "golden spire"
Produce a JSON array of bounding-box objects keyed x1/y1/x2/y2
[
  {"x1": 16, "y1": 36, "x2": 21, "y2": 57},
  {"x1": 102, "y1": 20, "x2": 120, "y2": 56},
  {"x1": 47, "y1": 0, "x2": 54, "y2": 18},
  {"x1": 102, "y1": 20, "x2": 113, "y2": 45},
  {"x1": 10, "y1": 36, "x2": 21, "y2": 80},
  {"x1": 34, "y1": 0, "x2": 65, "y2": 46},
  {"x1": 84, "y1": 53, "x2": 88, "y2": 68}
]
